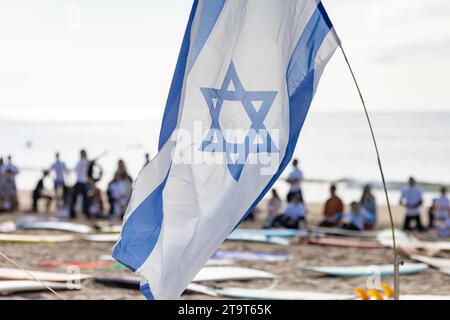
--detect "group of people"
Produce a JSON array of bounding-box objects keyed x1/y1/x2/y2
[
  {"x1": 30, "y1": 150, "x2": 149, "y2": 219},
  {"x1": 264, "y1": 159, "x2": 450, "y2": 236},
  {"x1": 400, "y1": 177, "x2": 450, "y2": 236},
  {"x1": 0, "y1": 156, "x2": 20, "y2": 212}
]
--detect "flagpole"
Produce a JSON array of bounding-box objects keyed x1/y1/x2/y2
[{"x1": 338, "y1": 44, "x2": 401, "y2": 300}]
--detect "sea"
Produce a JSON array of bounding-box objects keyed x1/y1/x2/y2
[{"x1": 1, "y1": 112, "x2": 449, "y2": 206}]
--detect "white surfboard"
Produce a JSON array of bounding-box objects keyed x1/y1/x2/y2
[
  {"x1": 411, "y1": 255, "x2": 450, "y2": 269},
  {"x1": 0, "y1": 221, "x2": 16, "y2": 233},
  {"x1": 226, "y1": 233, "x2": 289, "y2": 246},
  {"x1": 193, "y1": 267, "x2": 277, "y2": 282},
  {"x1": 94, "y1": 224, "x2": 122, "y2": 234},
  {"x1": 0, "y1": 280, "x2": 78, "y2": 295},
  {"x1": 16, "y1": 220, "x2": 92, "y2": 234},
  {"x1": 83, "y1": 233, "x2": 120, "y2": 242},
  {"x1": 0, "y1": 268, "x2": 93, "y2": 282},
  {"x1": 309, "y1": 227, "x2": 377, "y2": 238},
  {"x1": 185, "y1": 284, "x2": 450, "y2": 300},
  {"x1": 232, "y1": 229, "x2": 299, "y2": 238},
  {"x1": 435, "y1": 241, "x2": 450, "y2": 251},
  {"x1": 186, "y1": 284, "x2": 450, "y2": 301},
  {"x1": 96, "y1": 267, "x2": 277, "y2": 289},
  {"x1": 303, "y1": 263, "x2": 428, "y2": 277},
  {"x1": 0, "y1": 234, "x2": 75, "y2": 243}
]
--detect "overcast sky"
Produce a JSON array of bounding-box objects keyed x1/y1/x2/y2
[{"x1": 0, "y1": 0, "x2": 449, "y2": 121}]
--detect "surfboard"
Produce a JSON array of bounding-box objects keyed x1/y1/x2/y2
[
  {"x1": 93, "y1": 223, "x2": 122, "y2": 234},
  {"x1": 435, "y1": 241, "x2": 450, "y2": 251},
  {"x1": 303, "y1": 263, "x2": 428, "y2": 277},
  {"x1": 0, "y1": 268, "x2": 93, "y2": 282},
  {"x1": 96, "y1": 267, "x2": 278, "y2": 289},
  {"x1": 16, "y1": 220, "x2": 92, "y2": 234},
  {"x1": 83, "y1": 233, "x2": 120, "y2": 242},
  {"x1": 205, "y1": 259, "x2": 235, "y2": 266},
  {"x1": 376, "y1": 229, "x2": 419, "y2": 247},
  {"x1": 308, "y1": 237, "x2": 383, "y2": 249},
  {"x1": 226, "y1": 233, "x2": 289, "y2": 246},
  {"x1": 0, "y1": 221, "x2": 16, "y2": 233},
  {"x1": 411, "y1": 255, "x2": 450, "y2": 269},
  {"x1": 193, "y1": 267, "x2": 278, "y2": 282},
  {"x1": 232, "y1": 229, "x2": 298, "y2": 238},
  {"x1": 214, "y1": 287, "x2": 355, "y2": 300},
  {"x1": 36, "y1": 261, "x2": 125, "y2": 270},
  {"x1": 0, "y1": 234, "x2": 75, "y2": 243},
  {"x1": 185, "y1": 284, "x2": 450, "y2": 300},
  {"x1": 213, "y1": 250, "x2": 292, "y2": 262},
  {"x1": 0, "y1": 280, "x2": 78, "y2": 295},
  {"x1": 309, "y1": 227, "x2": 377, "y2": 238}
]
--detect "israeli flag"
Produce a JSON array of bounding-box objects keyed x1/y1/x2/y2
[{"x1": 113, "y1": 0, "x2": 339, "y2": 299}]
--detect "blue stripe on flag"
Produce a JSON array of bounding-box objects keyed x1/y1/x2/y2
[
  {"x1": 158, "y1": 0, "x2": 199, "y2": 150},
  {"x1": 112, "y1": 174, "x2": 169, "y2": 272},
  {"x1": 140, "y1": 282, "x2": 155, "y2": 300},
  {"x1": 187, "y1": 0, "x2": 226, "y2": 72},
  {"x1": 158, "y1": 0, "x2": 226, "y2": 150},
  {"x1": 237, "y1": 3, "x2": 333, "y2": 225}
]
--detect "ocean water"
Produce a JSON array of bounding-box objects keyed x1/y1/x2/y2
[{"x1": 1, "y1": 112, "x2": 449, "y2": 205}]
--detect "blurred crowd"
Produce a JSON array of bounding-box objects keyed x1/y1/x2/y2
[
  {"x1": 1, "y1": 153, "x2": 449, "y2": 236},
  {"x1": 0, "y1": 151, "x2": 150, "y2": 220}
]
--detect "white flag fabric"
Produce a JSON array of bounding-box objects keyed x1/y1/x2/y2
[{"x1": 113, "y1": 0, "x2": 339, "y2": 300}]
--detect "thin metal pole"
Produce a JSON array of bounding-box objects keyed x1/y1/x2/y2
[
  {"x1": 339, "y1": 44, "x2": 401, "y2": 300},
  {"x1": 0, "y1": 250, "x2": 66, "y2": 300}
]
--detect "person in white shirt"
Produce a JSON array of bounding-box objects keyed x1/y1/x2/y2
[
  {"x1": 286, "y1": 159, "x2": 303, "y2": 203},
  {"x1": 2, "y1": 155, "x2": 19, "y2": 177},
  {"x1": 271, "y1": 194, "x2": 306, "y2": 229},
  {"x1": 342, "y1": 202, "x2": 372, "y2": 231},
  {"x1": 50, "y1": 152, "x2": 68, "y2": 191},
  {"x1": 400, "y1": 177, "x2": 425, "y2": 231},
  {"x1": 430, "y1": 187, "x2": 450, "y2": 228},
  {"x1": 70, "y1": 149, "x2": 90, "y2": 218}
]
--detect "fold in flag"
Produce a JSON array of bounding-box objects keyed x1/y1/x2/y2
[{"x1": 113, "y1": 0, "x2": 340, "y2": 299}]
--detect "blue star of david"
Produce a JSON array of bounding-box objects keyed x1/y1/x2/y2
[{"x1": 200, "y1": 61, "x2": 278, "y2": 181}]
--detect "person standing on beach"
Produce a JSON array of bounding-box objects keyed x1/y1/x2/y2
[
  {"x1": 319, "y1": 184, "x2": 344, "y2": 227},
  {"x1": 50, "y1": 152, "x2": 68, "y2": 192},
  {"x1": 360, "y1": 184, "x2": 377, "y2": 229},
  {"x1": 285, "y1": 158, "x2": 303, "y2": 203},
  {"x1": 31, "y1": 170, "x2": 52, "y2": 213},
  {"x1": 400, "y1": 177, "x2": 425, "y2": 231},
  {"x1": 0, "y1": 157, "x2": 4, "y2": 178},
  {"x1": 2, "y1": 155, "x2": 19, "y2": 177},
  {"x1": 70, "y1": 149, "x2": 90, "y2": 218}
]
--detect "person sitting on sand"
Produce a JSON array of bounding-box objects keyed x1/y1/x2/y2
[
  {"x1": 342, "y1": 202, "x2": 372, "y2": 231},
  {"x1": 0, "y1": 169, "x2": 18, "y2": 212},
  {"x1": 271, "y1": 194, "x2": 306, "y2": 229},
  {"x1": 31, "y1": 170, "x2": 53, "y2": 213},
  {"x1": 319, "y1": 184, "x2": 344, "y2": 227},
  {"x1": 435, "y1": 213, "x2": 450, "y2": 238},
  {"x1": 264, "y1": 189, "x2": 282, "y2": 227},
  {"x1": 433, "y1": 187, "x2": 449, "y2": 224},
  {"x1": 360, "y1": 184, "x2": 377, "y2": 229},
  {"x1": 400, "y1": 177, "x2": 425, "y2": 231},
  {"x1": 87, "y1": 178, "x2": 104, "y2": 218},
  {"x1": 285, "y1": 159, "x2": 303, "y2": 203}
]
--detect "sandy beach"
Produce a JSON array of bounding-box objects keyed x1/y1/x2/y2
[{"x1": 0, "y1": 192, "x2": 448, "y2": 300}]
